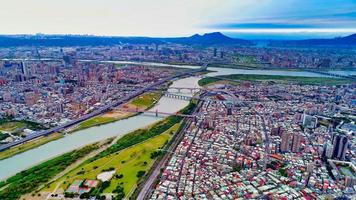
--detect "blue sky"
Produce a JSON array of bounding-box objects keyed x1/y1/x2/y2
[{"x1": 0, "y1": 0, "x2": 355, "y2": 39}]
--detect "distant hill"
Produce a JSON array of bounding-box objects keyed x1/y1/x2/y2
[
  {"x1": 1, "y1": 32, "x2": 355, "y2": 47},
  {"x1": 270, "y1": 33, "x2": 356, "y2": 47},
  {"x1": 0, "y1": 32, "x2": 251, "y2": 47},
  {"x1": 164, "y1": 32, "x2": 252, "y2": 46}
]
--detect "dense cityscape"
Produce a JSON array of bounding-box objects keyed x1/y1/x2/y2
[
  {"x1": 0, "y1": 1, "x2": 356, "y2": 200},
  {"x1": 151, "y1": 82, "x2": 355, "y2": 199},
  {"x1": 0, "y1": 38, "x2": 354, "y2": 200},
  {"x1": 0, "y1": 43, "x2": 355, "y2": 69}
]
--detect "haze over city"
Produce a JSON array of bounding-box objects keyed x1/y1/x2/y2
[{"x1": 1, "y1": 0, "x2": 356, "y2": 39}]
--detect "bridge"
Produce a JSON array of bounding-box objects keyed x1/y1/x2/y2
[
  {"x1": 115, "y1": 107, "x2": 195, "y2": 118},
  {"x1": 164, "y1": 93, "x2": 192, "y2": 100},
  {"x1": 0, "y1": 63, "x2": 208, "y2": 152},
  {"x1": 167, "y1": 87, "x2": 202, "y2": 93}
]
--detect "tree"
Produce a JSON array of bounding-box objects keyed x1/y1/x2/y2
[{"x1": 136, "y1": 170, "x2": 146, "y2": 178}]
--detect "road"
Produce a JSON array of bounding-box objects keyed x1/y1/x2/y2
[
  {"x1": 0, "y1": 65, "x2": 206, "y2": 152},
  {"x1": 136, "y1": 101, "x2": 202, "y2": 200},
  {"x1": 256, "y1": 112, "x2": 270, "y2": 170}
]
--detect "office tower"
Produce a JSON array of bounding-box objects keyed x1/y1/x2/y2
[
  {"x1": 302, "y1": 114, "x2": 318, "y2": 129},
  {"x1": 21, "y1": 61, "x2": 29, "y2": 76},
  {"x1": 332, "y1": 132, "x2": 349, "y2": 160},
  {"x1": 280, "y1": 132, "x2": 291, "y2": 152},
  {"x1": 322, "y1": 142, "x2": 333, "y2": 160},
  {"x1": 227, "y1": 107, "x2": 232, "y2": 115},
  {"x1": 291, "y1": 133, "x2": 302, "y2": 153}
]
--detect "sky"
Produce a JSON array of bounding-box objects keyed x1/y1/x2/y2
[{"x1": 1, "y1": 0, "x2": 356, "y2": 39}]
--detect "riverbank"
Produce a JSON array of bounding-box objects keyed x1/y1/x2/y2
[
  {"x1": 0, "y1": 142, "x2": 103, "y2": 199},
  {"x1": 198, "y1": 74, "x2": 354, "y2": 86},
  {"x1": 42, "y1": 121, "x2": 181, "y2": 199},
  {"x1": 72, "y1": 92, "x2": 162, "y2": 132},
  {"x1": 0, "y1": 133, "x2": 63, "y2": 161},
  {"x1": 1, "y1": 62, "x2": 353, "y2": 184},
  {"x1": 38, "y1": 102, "x2": 196, "y2": 199},
  {"x1": 0, "y1": 92, "x2": 162, "y2": 161},
  {"x1": 209, "y1": 63, "x2": 356, "y2": 72}
]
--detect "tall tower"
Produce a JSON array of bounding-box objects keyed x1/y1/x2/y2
[
  {"x1": 291, "y1": 133, "x2": 302, "y2": 153},
  {"x1": 332, "y1": 133, "x2": 349, "y2": 160},
  {"x1": 21, "y1": 61, "x2": 29, "y2": 76}
]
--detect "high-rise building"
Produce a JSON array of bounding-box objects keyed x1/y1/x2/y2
[
  {"x1": 21, "y1": 61, "x2": 29, "y2": 76},
  {"x1": 302, "y1": 114, "x2": 318, "y2": 129},
  {"x1": 322, "y1": 142, "x2": 333, "y2": 160},
  {"x1": 280, "y1": 132, "x2": 291, "y2": 152},
  {"x1": 291, "y1": 133, "x2": 302, "y2": 153},
  {"x1": 331, "y1": 132, "x2": 349, "y2": 160}
]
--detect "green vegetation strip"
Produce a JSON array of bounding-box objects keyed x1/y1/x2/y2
[
  {"x1": 130, "y1": 92, "x2": 161, "y2": 109},
  {"x1": 198, "y1": 74, "x2": 354, "y2": 86},
  {"x1": 43, "y1": 101, "x2": 196, "y2": 199},
  {"x1": 89, "y1": 101, "x2": 195, "y2": 162},
  {"x1": 0, "y1": 144, "x2": 100, "y2": 199},
  {"x1": 47, "y1": 123, "x2": 180, "y2": 199},
  {"x1": 74, "y1": 116, "x2": 118, "y2": 131},
  {"x1": 0, "y1": 119, "x2": 45, "y2": 133},
  {"x1": 89, "y1": 115, "x2": 181, "y2": 162}
]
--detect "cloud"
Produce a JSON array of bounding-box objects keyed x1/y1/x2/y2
[
  {"x1": 209, "y1": 10, "x2": 356, "y2": 34},
  {"x1": 0, "y1": 0, "x2": 355, "y2": 37}
]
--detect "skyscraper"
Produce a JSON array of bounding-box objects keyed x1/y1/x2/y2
[
  {"x1": 291, "y1": 133, "x2": 302, "y2": 153},
  {"x1": 21, "y1": 61, "x2": 29, "y2": 76},
  {"x1": 302, "y1": 114, "x2": 318, "y2": 129},
  {"x1": 331, "y1": 132, "x2": 349, "y2": 160},
  {"x1": 322, "y1": 142, "x2": 333, "y2": 160},
  {"x1": 280, "y1": 132, "x2": 291, "y2": 152}
]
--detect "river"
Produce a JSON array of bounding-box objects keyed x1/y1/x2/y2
[{"x1": 0, "y1": 63, "x2": 353, "y2": 180}]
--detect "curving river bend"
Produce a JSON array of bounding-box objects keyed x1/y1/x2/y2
[{"x1": 0, "y1": 63, "x2": 353, "y2": 180}]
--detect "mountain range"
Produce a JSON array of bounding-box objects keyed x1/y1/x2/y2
[
  {"x1": 270, "y1": 33, "x2": 356, "y2": 47},
  {"x1": 0, "y1": 32, "x2": 355, "y2": 47}
]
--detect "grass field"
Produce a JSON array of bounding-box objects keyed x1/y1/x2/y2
[
  {"x1": 0, "y1": 133, "x2": 63, "y2": 161},
  {"x1": 0, "y1": 121, "x2": 26, "y2": 132},
  {"x1": 43, "y1": 123, "x2": 180, "y2": 197},
  {"x1": 130, "y1": 92, "x2": 161, "y2": 109},
  {"x1": 0, "y1": 144, "x2": 100, "y2": 200},
  {"x1": 74, "y1": 116, "x2": 118, "y2": 131},
  {"x1": 198, "y1": 74, "x2": 354, "y2": 86},
  {"x1": 74, "y1": 92, "x2": 162, "y2": 132}
]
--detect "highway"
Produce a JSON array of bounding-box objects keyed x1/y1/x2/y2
[{"x1": 0, "y1": 66, "x2": 206, "y2": 152}]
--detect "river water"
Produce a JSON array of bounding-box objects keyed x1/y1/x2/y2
[{"x1": 0, "y1": 64, "x2": 353, "y2": 180}]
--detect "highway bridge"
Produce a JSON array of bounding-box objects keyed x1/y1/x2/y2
[
  {"x1": 0, "y1": 64, "x2": 207, "y2": 152},
  {"x1": 164, "y1": 93, "x2": 192, "y2": 100},
  {"x1": 115, "y1": 107, "x2": 195, "y2": 118}
]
